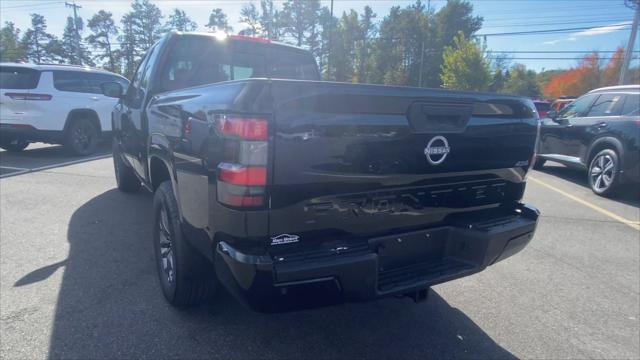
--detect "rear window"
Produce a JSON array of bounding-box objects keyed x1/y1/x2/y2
[
  {"x1": 0, "y1": 66, "x2": 40, "y2": 89},
  {"x1": 270, "y1": 50, "x2": 320, "y2": 80},
  {"x1": 53, "y1": 71, "x2": 128, "y2": 94},
  {"x1": 157, "y1": 36, "x2": 320, "y2": 92}
]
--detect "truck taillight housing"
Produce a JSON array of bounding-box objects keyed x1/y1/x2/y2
[{"x1": 216, "y1": 115, "x2": 268, "y2": 208}]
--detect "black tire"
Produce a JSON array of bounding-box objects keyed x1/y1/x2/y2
[
  {"x1": 0, "y1": 139, "x2": 29, "y2": 152},
  {"x1": 65, "y1": 119, "x2": 98, "y2": 156},
  {"x1": 153, "y1": 181, "x2": 215, "y2": 308},
  {"x1": 533, "y1": 158, "x2": 546, "y2": 170},
  {"x1": 112, "y1": 140, "x2": 141, "y2": 192},
  {"x1": 588, "y1": 148, "x2": 621, "y2": 197}
]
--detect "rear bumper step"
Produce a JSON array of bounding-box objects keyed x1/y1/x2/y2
[{"x1": 215, "y1": 203, "x2": 539, "y2": 312}]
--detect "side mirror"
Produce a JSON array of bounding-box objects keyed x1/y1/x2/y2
[{"x1": 100, "y1": 82, "x2": 124, "y2": 99}]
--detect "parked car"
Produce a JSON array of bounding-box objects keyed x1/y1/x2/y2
[
  {"x1": 536, "y1": 85, "x2": 640, "y2": 196},
  {"x1": 0, "y1": 63, "x2": 129, "y2": 155},
  {"x1": 103, "y1": 32, "x2": 540, "y2": 311},
  {"x1": 533, "y1": 100, "x2": 551, "y2": 118}
]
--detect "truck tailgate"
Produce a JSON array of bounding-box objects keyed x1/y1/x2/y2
[{"x1": 268, "y1": 81, "x2": 538, "y2": 247}]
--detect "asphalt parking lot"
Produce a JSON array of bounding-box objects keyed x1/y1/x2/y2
[{"x1": 1, "y1": 144, "x2": 638, "y2": 359}]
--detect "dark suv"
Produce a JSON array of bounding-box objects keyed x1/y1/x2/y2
[{"x1": 536, "y1": 85, "x2": 640, "y2": 196}]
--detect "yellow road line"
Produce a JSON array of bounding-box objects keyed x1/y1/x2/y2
[{"x1": 529, "y1": 176, "x2": 640, "y2": 231}]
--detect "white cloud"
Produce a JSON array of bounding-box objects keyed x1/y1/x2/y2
[
  {"x1": 574, "y1": 22, "x2": 632, "y2": 37},
  {"x1": 540, "y1": 22, "x2": 630, "y2": 45}
]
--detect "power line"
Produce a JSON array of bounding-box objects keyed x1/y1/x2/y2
[
  {"x1": 0, "y1": 1, "x2": 62, "y2": 9},
  {"x1": 476, "y1": 24, "x2": 632, "y2": 37},
  {"x1": 482, "y1": 18, "x2": 631, "y2": 29}
]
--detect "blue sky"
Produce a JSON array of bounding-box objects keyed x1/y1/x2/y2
[{"x1": 0, "y1": 0, "x2": 637, "y2": 71}]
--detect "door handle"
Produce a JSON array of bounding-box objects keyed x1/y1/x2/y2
[
  {"x1": 595, "y1": 122, "x2": 608, "y2": 129},
  {"x1": 90, "y1": 96, "x2": 99, "y2": 101}
]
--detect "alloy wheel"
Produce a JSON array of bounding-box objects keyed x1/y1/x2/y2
[
  {"x1": 158, "y1": 206, "x2": 176, "y2": 284},
  {"x1": 590, "y1": 154, "x2": 615, "y2": 192}
]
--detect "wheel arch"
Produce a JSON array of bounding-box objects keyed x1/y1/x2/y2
[
  {"x1": 64, "y1": 109, "x2": 102, "y2": 135},
  {"x1": 586, "y1": 136, "x2": 624, "y2": 168},
  {"x1": 148, "y1": 133, "x2": 177, "y2": 193}
]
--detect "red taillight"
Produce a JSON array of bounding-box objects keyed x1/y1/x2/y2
[
  {"x1": 5, "y1": 92, "x2": 52, "y2": 101},
  {"x1": 216, "y1": 115, "x2": 269, "y2": 208},
  {"x1": 228, "y1": 34, "x2": 271, "y2": 43},
  {"x1": 219, "y1": 164, "x2": 266, "y2": 186},
  {"x1": 218, "y1": 116, "x2": 268, "y2": 140},
  {"x1": 10, "y1": 124, "x2": 34, "y2": 129}
]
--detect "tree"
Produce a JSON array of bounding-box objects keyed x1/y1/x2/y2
[
  {"x1": 166, "y1": 9, "x2": 197, "y2": 32},
  {"x1": 602, "y1": 47, "x2": 625, "y2": 86},
  {"x1": 543, "y1": 52, "x2": 602, "y2": 98},
  {"x1": 501, "y1": 64, "x2": 541, "y2": 97},
  {"x1": 61, "y1": 16, "x2": 92, "y2": 65},
  {"x1": 21, "y1": 14, "x2": 55, "y2": 63},
  {"x1": 130, "y1": 0, "x2": 163, "y2": 49},
  {"x1": 280, "y1": 0, "x2": 320, "y2": 47},
  {"x1": 259, "y1": 0, "x2": 281, "y2": 40},
  {"x1": 118, "y1": 13, "x2": 138, "y2": 78},
  {"x1": 0, "y1": 22, "x2": 25, "y2": 62},
  {"x1": 355, "y1": 6, "x2": 376, "y2": 83},
  {"x1": 206, "y1": 8, "x2": 232, "y2": 33},
  {"x1": 86, "y1": 10, "x2": 119, "y2": 72},
  {"x1": 440, "y1": 32, "x2": 490, "y2": 91},
  {"x1": 239, "y1": 4, "x2": 261, "y2": 36}
]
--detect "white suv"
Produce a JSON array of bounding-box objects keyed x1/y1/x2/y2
[{"x1": 0, "y1": 63, "x2": 129, "y2": 155}]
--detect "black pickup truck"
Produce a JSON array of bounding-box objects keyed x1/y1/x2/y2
[{"x1": 101, "y1": 32, "x2": 540, "y2": 312}]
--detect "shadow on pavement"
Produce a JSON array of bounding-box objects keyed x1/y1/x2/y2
[
  {"x1": 38, "y1": 189, "x2": 515, "y2": 359},
  {"x1": 0, "y1": 142, "x2": 111, "y2": 178},
  {"x1": 539, "y1": 163, "x2": 640, "y2": 207}
]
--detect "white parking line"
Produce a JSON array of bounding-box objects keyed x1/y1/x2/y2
[{"x1": 0, "y1": 154, "x2": 110, "y2": 179}]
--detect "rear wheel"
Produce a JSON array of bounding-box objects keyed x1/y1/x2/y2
[
  {"x1": 0, "y1": 139, "x2": 29, "y2": 152},
  {"x1": 153, "y1": 181, "x2": 215, "y2": 308},
  {"x1": 112, "y1": 140, "x2": 141, "y2": 192},
  {"x1": 65, "y1": 119, "x2": 98, "y2": 156},
  {"x1": 588, "y1": 149, "x2": 620, "y2": 196}
]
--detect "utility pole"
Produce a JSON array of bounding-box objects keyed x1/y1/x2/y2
[
  {"x1": 65, "y1": 0, "x2": 82, "y2": 65},
  {"x1": 619, "y1": 1, "x2": 639, "y2": 85}
]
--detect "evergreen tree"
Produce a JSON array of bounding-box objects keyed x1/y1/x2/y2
[
  {"x1": 118, "y1": 13, "x2": 138, "y2": 78},
  {"x1": 280, "y1": 0, "x2": 320, "y2": 47},
  {"x1": 61, "y1": 16, "x2": 92, "y2": 65},
  {"x1": 259, "y1": 0, "x2": 281, "y2": 40},
  {"x1": 206, "y1": 8, "x2": 232, "y2": 33},
  {"x1": 21, "y1": 14, "x2": 55, "y2": 63},
  {"x1": 440, "y1": 32, "x2": 490, "y2": 91},
  {"x1": 166, "y1": 9, "x2": 197, "y2": 32},
  {"x1": 0, "y1": 22, "x2": 25, "y2": 62},
  {"x1": 130, "y1": 0, "x2": 163, "y2": 49},
  {"x1": 86, "y1": 10, "x2": 119, "y2": 72},
  {"x1": 239, "y1": 4, "x2": 261, "y2": 36}
]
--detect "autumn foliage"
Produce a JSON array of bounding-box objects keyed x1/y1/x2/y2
[{"x1": 543, "y1": 48, "x2": 625, "y2": 99}]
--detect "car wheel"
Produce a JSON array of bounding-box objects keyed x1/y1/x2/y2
[
  {"x1": 0, "y1": 139, "x2": 29, "y2": 152},
  {"x1": 588, "y1": 149, "x2": 620, "y2": 196},
  {"x1": 112, "y1": 140, "x2": 141, "y2": 192},
  {"x1": 533, "y1": 158, "x2": 546, "y2": 170},
  {"x1": 153, "y1": 181, "x2": 216, "y2": 308},
  {"x1": 65, "y1": 119, "x2": 98, "y2": 156}
]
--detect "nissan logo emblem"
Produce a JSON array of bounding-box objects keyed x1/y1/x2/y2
[{"x1": 424, "y1": 136, "x2": 450, "y2": 165}]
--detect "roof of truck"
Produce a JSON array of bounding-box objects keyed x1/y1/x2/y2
[
  {"x1": 0, "y1": 62, "x2": 125, "y2": 78},
  {"x1": 168, "y1": 31, "x2": 310, "y2": 53}
]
